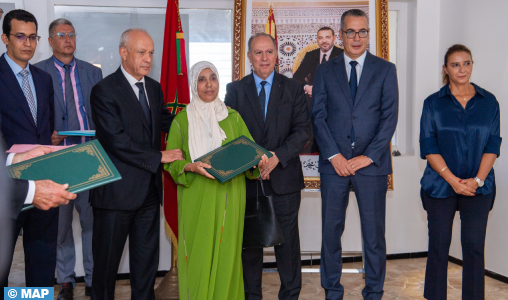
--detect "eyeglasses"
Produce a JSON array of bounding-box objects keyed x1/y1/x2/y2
[
  {"x1": 53, "y1": 32, "x2": 77, "y2": 39},
  {"x1": 9, "y1": 34, "x2": 41, "y2": 43},
  {"x1": 342, "y1": 30, "x2": 369, "y2": 39}
]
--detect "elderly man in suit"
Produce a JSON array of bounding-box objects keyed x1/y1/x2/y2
[
  {"x1": 312, "y1": 9, "x2": 398, "y2": 300},
  {"x1": 293, "y1": 27, "x2": 343, "y2": 153},
  {"x1": 0, "y1": 9, "x2": 77, "y2": 289},
  {"x1": 90, "y1": 28, "x2": 183, "y2": 300},
  {"x1": 34, "y1": 18, "x2": 103, "y2": 299},
  {"x1": 225, "y1": 32, "x2": 310, "y2": 300}
]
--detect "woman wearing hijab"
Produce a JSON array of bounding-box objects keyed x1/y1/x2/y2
[
  {"x1": 164, "y1": 61, "x2": 268, "y2": 300},
  {"x1": 419, "y1": 44, "x2": 501, "y2": 300}
]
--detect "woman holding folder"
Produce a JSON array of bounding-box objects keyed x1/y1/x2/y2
[{"x1": 164, "y1": 61, "x2": 268, "y2": 300}]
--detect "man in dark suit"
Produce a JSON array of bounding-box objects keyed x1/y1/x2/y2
[
  {"x1": 90, "y1": 28, "x2": 183, "y2": 300},
  {"x1": 225, "y1": 33, "x2": 310, "y2": 300},
  {"x1": 312, "y1": 9, "x2": 398, "y2": 300},
  {"x1": 0, "y1": 9, "x2": 77, "y2": 289},
  {"x1": 35, "y1": 17, "x2": 103, "y2": 299},
  {"x1": 293, "y1": 27, "x2": 343, "y2": 153}
]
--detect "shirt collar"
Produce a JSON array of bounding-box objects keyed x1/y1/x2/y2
[
  {"x1": 52, "y1": 55, "x2": 75, "y2": 68},
  {"x1": 321, "y1": 47, "x2": 333, "y2": 60},
  {"x1": 253, "y1": 70, "x2": 275, "y2": 87},
  {"x1": 121, "y1": 64, "x2": 145, "y2": 87},
  {"x1": 4, "y1": 52, "x2": 30, "y2": 76},
  {"x1": 439, "y1": 83, "x2": 485, "y2": 98},
  {"x1": 344, "y1": 50, "x2": 367, "y2": 68}
]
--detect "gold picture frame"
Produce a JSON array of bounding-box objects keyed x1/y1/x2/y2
[{"x1": 232, "y1": 0, "x2": 393, "y2": 190}]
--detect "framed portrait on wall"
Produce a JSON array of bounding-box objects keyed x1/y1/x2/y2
[
  {"x1": 0, "y1": 1, "x2": 24, "y2": 25},
  {"x1": 232, "y1": 0, "x2": 393, "y2": 190}
]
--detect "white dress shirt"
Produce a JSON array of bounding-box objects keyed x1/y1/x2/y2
[
  {"x1": 121, "y1": 65, "x2": 150, "y2": 106},
  {"x1": 6, "y1": 154, "x2": 35, "y2": 204},
  {"x1": 329, "y1": 51, "x2": 372, "y2": 163}
]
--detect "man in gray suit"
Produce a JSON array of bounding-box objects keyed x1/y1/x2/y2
[{"x1": 35, "y1": 18, "x2": 102, "y2": 300}]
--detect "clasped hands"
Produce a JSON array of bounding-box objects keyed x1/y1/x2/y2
[
  {"x1": 331, "y1": 154, "x2": 372, "y2": 177},
  {"x1": 448, "y1": 177, "x2": 478, "y2": 196}
]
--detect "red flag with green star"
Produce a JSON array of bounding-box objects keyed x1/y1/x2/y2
[{"x1": 160, "y1": 0, "x2": 190, "y2": 248}]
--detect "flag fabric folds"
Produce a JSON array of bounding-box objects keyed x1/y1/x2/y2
[
  {"x1": 265, "y1": 5, "x2": 279, "y2": 72},
  {"x1": 160, "y1": 0, "x2": 190, "y2": 249}
]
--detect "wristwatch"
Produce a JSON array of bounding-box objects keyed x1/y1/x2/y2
[{"x1": 474, "y1": 176, "x2": 484, "y2": 188}]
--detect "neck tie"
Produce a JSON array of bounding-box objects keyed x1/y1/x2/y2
[
  {"x1": 321, "y1": 53, "x2": 327, "y2": 64},
  {"x1": 349, "y1": 61, "x2": 358, "y2": 145},
  {"x1": 135, "y1": 82, "x2": 152, "y2": 125},
  {"x1": 19, "y1": 69, "x2": 37, "y2": 126},
  {"x1": 63, "y1": 64, "x2": 80, "y2": 144},
  {"x1": 259, "y1": 81, "x2": 267, "y2": 121}
]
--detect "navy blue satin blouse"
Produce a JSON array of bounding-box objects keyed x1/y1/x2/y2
[{"x1": 420, "y1": 83, "x2": 501, "y2": 198}]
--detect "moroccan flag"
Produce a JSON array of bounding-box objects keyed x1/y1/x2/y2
[
  {"x1": 160, "y1": 0, "x2": 190, "y2": 249},
  {"x1": 265, "y1": 5, "x2": 279, "y2": 72}
]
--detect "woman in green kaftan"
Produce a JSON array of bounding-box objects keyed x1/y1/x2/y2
[{"x1": 164, "y1": 61, "x2": 268, "y2": 300}]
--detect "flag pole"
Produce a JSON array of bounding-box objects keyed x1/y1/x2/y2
[{"x1": 155, "y1": 242, "x2": 179, "y2": 300}]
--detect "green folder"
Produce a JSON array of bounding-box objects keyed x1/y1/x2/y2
[
  {"x1": 7, "y1": 140, "x2": 122, "y2": 211},
  {"x1": 195, "y1": 135, "x2": 272, "y2": 183}
]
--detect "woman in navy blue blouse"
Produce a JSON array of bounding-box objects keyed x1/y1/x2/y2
[{"x1": 419, "y1": 44, "x2": 501, "y2": 300}]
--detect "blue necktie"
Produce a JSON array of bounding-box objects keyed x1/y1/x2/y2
[
  {"x1": 259, "y1": 81, "x2": 267, "y2": 121},
  {"x1": 135, "y1": 82, "x2": 152, "y2": 125},
  {"x1": 19, "y1": 69, "x2": 37, "y2": 126},
  {"x1": 349, "y1": 61, "x2": 358, "y2": 145}
]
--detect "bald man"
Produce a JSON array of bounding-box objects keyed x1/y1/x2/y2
[{"x1": 89, "y1": 28, "x2": 183, "y2": 300}]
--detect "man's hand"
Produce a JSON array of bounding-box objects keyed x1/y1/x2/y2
[
  {"x1": 12, "y1": 146, "x2": 55, "y2": 164},
  {"x1": 51, "y1": 130, "x2": 67, "y2": 146},
  {"x1": 260, "y1": 152, "x2": 279, "y2": 180},
  {"x1": 161, "y1": 149, "x2": 184, "y2": 163},
  {"x1": 304, "y1": 85, "x2": 313, "y2": 97},
  {"x1": 184, "y1": 162, "x2": 215, "y2": 179},
  {"x1": 347, "y1": 155, "x2": 373, "y2": 172},
  {"x1": 33, "y1": 180, "x2": 77, "y2": 210},
  {"x1": 330, "y1": 154, "x2": 355, "y2": 177}
]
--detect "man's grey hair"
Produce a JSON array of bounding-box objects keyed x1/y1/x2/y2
[
  {"x1": 119, "y1": 28, "x2": 149, "y2": 49},
  {"x1": 49, "y1": 18, "x2": 74, "y2": 37},
  {"x1": 247, "y1": 32, "x2": 276, "y2": 53},
  {"x1": 340, "y1": 9, "x2": 369, "y2": 30}
]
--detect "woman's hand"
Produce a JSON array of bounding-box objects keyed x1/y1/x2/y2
[
  {"x1": 463, "y1": 178, "x2": 479, "y2": 192},
  {"x1": 184, "y1": 162, "x2": 215, "y2": 179},
  {"x1": 447, "y1": 177, "x2": 476, "y2": 196}
]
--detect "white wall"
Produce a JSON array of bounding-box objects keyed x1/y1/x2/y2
[{"x1": 439, "y1": 0, "x2": 508, "y2": 278}]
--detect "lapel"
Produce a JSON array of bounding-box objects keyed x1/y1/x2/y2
[
  {"x1": 31, "y1": 65, "x2": 47, "y2": 129},
  {"x1": 263, "y1": 73, "x2": 283, "y2": 133},
  {"x1": 113, "y1": 68, "x2": 151, "y2": 134},
  {"x1": 45, "y1": 58, "x2": 66, "y2": 114},
  {"x1": 75, "y1": 59, "x2": 93, "y2": 127},
  {"x1": 330, "y1": 46, "x2": 343, "y2": 59},
  {"x1": 312, "y1": 49, "x2": 320, "y2": 63},
  {"x1": 354, "y1": 52, "x2": 376, "y2": 109},
  {"x1": 332, "y1": 54, "x2": 354, "y2": 109},
  {"x1": 0, "y1": 55, "x2": 37, "y2": 129},
  {"x1": 243, "y1": 74, "x2": 265, "y2": 130},
  {"x1": 145, "y1": 78, "x2": 157, "y2": 141}
]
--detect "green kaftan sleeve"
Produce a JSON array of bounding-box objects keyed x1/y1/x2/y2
[{"x1": 163, "y1": 117, "x2": 196, "y2": 187}]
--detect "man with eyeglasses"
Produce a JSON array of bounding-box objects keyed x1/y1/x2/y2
[
  {"x1": 34, "y1": 18, "x2": 102, "y2": 300},
  {"x1": 312, "y1": 9, "x2": 398, "y2": 300},
  {"x1": 0, "y1": 9, "x2": 69, "y2": 289}
]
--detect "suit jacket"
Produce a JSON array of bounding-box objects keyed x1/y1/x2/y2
[
  {"x1": 0, "y1": 54, "x2": 54, "y2": 148},
  {"x1": 34, "y1": 57, "x2": 103, "y2": 136},
  {"x1": 225, "y1": 72, "x2": 310, "y2": 197},
  {"x1": 90, "y1": 67, "x2": 174, "y2": 210},
  {"x1": 312, "y1": 51, "x2": 398, "y2": 176},
  {"x1": 293, "y1": 46, "x2": 343, "y2": 87}
]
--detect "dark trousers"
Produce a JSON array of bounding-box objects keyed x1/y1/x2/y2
[
  {"x1": 91, "y1": 187, "x2": 160, "y2": 300},
  {"x1": 320, "y1": 173, "x2": 387, "y2": 300},
  {"x1": 1, "y1": 207, "x2": 59, "y2": 289},
  {"x1": 421, "y1": 189, "x2": 494, "y2": 300},
  {"x1": 243, "y1": 191, "x2": 302, "y2": 300}
]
